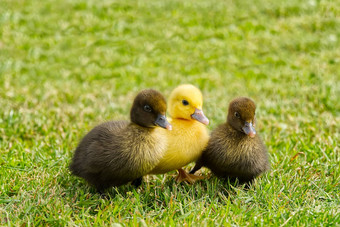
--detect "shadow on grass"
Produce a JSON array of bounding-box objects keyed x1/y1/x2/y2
[{"x1": 57, "y1": 168, "x2": 257, "y2": 212}]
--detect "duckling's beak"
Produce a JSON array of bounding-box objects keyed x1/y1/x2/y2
[
  {"x1": 154, "y1": 114, "x2": 172, "y2": 130},
  {"x1": 242, "y1": 122, "x2": 256, "y2": 138},
  {"x1": 191, "y1": 108, "x2": 209, "y2": 125}
]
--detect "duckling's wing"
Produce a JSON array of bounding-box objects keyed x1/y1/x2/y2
[
  {"x1": 70, "y1": 120, "x2": 129, "y2": 175},
  {"x1": 85, "y1": 120, "x2": 129, "y2": 169}
]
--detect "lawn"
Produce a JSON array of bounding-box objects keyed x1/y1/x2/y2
[{"x1": 0, "y1": 0, "x2": 339, "y2": 225}]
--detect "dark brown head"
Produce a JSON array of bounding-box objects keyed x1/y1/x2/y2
[
  {"x1": 227, "y1": 97, "x2": 257, "y2": 138},
  {"x1": 130, "y1": 89, "x2": 172, "y2": 130}
]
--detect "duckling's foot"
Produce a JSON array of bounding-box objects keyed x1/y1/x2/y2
[
  {"x1": 131, "y1": 177, "x2": 143, "y2": 188},
  {"x1": 176, "y1": 168, "x2": 204, "y2": 184}
]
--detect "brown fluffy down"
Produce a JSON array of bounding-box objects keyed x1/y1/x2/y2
[
  {"x1": 191, "y1": 97, "x2": 270, "y2": 183},
  {"x1": 69, "y1": 89, "x2": 169, "y2": 192}
]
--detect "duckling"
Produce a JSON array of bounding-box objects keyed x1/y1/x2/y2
[
  {"x1": 149, "y1": 84, "x2": 210, "y2": 183},
  {"x1": 190, "y1": 97, "x2": 270, "y2": 183},
  {"x1": 69, "y1": 89, "x2": 172, "y2": 193}
]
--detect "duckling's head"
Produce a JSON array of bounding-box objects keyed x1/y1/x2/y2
[
  {"x1": 130, "y1": 89, "x2": 172, "y2": 130},
  {"x1": 227, "y1": 97, "x2": 256, "y2": 138},
  {"x1": 168, "y1": 84, "x2": 209, "y2": 125}
]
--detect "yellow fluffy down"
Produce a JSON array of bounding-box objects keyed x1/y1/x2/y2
[
  {"x1": 149, "y1": 118, "x2": 209, "y2": 174},
  {"x1": 149, "y1": 84, "x2": 210, "y2": 174}
]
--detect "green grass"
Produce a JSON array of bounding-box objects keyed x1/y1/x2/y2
[{"x1": 1, "y1": 0, "x2": 339, "y2": 225}]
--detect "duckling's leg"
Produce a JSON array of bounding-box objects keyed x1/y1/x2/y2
[
  {"x1": 176, "y1": 168, "x2": 204, "y2": 184},
  {"x1": 131, "y1": 177, "x2": 143, "y2": 188},
  {"x1": 96, "y1": 187, "x2": 107, "y2": 198},
  {"x1": 189, "y1": 160, "x2": 203, "y2": 174},
  {"x1": 98, "y1": 190, "x2": 108, "y2": 198}
]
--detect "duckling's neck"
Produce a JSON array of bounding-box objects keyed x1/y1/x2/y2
[
  {"x1": 130, "y1": 122, "x2": 156, "y2": 132},
  {"x1": 173, "y1": 117, "x2": 192, "y2": 122},
  {"x1": 226, "y1": 123, "x2": 247, "y2": 138}
]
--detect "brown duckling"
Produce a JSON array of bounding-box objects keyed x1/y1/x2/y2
[
  {"x1": 190, "y1": 97, "x2": 269, "y2": 183},
  {"x1": 69, "y1": 89, "x2": 172, "y2": 193}
]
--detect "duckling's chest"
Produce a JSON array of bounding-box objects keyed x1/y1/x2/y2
[
  {"x1": 167, "y1": 120, "x2": 209, "y2": 160},
  {"x1": 149, "y1": 120, "x2": 209, "y2": 174},
  {"x1": 123, "y1": 127, "x2": 168, "y2": 173},
  {"x1": 172, "y1": 120, "x2": 208, "y2": 144},
  {"x1": 210, "y1": 128, "x2": 264, "y2": 165}
]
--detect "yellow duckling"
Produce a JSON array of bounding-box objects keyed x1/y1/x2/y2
[{"x1": 149, "y1": 84, "x2": 210, "y2": 183}]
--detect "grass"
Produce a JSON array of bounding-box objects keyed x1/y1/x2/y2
[{"x1": 0, "y1": 0, "x2": 339, "y2": 225}]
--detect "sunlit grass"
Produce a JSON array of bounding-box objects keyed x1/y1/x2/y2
[{"x1": 0, "y1": 0, "x2": 339, "y2": 225}]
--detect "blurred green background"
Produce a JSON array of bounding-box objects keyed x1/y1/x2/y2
[{"x1": 0, "y1": 0, "x2": 339, "y2": 225}]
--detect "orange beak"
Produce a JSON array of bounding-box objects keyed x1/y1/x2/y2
[
  {"x1": 242, "y1": 122, "x2": 256, "y2": 138},
  {"x1": 191, "y1": 108, "x2": 209, "y2": 125},
  {"x1": 155, "y1": 114, "x2": 172, "y2": 130}
]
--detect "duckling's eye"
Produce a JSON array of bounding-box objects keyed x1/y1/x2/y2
[
  {"x1": 234, "y1": 112, "x2": 240, "y2": 119},
  {"x1": 182, "y1": 100, "x2": 189, "y2": 106},
  {"x1": 143, "y1": 105, "x2": 152, "y2": 112}
]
